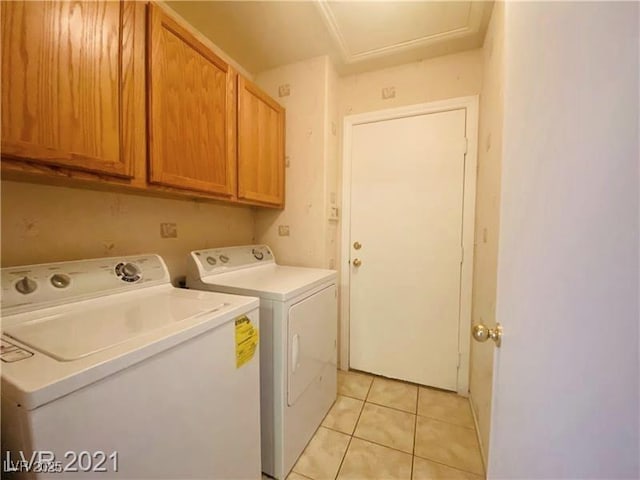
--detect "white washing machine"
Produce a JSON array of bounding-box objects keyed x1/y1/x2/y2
[
  {"x1": 1, "y1": 254, "x2": 261, "y2": 479},
  {"x1": 187, "y1": 245, "x2": 337, "y2": 479}
]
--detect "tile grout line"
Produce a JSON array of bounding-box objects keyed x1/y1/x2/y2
[
  {"x1": 412, "y1": 451, "x2": 484, "y2": 477},
  {"x1": 415, "y1": 412, "x2": 476, "y2": 430},
  {"x1": 333, "y1": 386, "x2": 369, "y2": 480},
  {"x1": 364, "y1": 398, "x2": 417, "y2": 415},
  {"x1": 351, "y1": 433, "x2": 414, "y2": 456}
]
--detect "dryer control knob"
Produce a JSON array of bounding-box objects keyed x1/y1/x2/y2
[{"x1": 15, "y1": 276, "x2": 37, "y2": 295}]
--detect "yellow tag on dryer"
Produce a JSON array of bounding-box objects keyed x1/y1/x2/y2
[{"x1": 235, "y1": 316, "x2": 259, "y2": 368}]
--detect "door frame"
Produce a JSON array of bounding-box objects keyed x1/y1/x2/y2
[{"x1": 339, "y1": 95, "x2": 479, "y2": 395}]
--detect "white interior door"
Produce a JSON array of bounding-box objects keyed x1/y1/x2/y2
[
  {"x1": 349, "y1": 109, "x2": 467, "y2": 391},
  {"x1": 487, "y1": 3, "x2": 639, "y2": 478}
]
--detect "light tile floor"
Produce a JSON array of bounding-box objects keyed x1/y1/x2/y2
[{"x1": 289, "y1": 370, "x2": 484, "y2": 480}]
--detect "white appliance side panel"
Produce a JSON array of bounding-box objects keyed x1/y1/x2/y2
[
  {"x1": 258, "y1": 299, "x2": 276, "y2": 478},
  {"x1": 7, "y1": 310, "x2": 261, "y2": 480},
  {"x1": 287, "y1": 285, "x2": 337, "y2": 406}
]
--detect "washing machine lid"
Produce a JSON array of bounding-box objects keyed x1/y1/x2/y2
[
  {"x1": 1, "y1": 287, "x2": 259, "y2": 409},
  {"x1": 199, "y1": 264, "x2": 336, "y2": 301},
  {"x1": 3, "y1": 288, "x2": 240, "y2": 362}
]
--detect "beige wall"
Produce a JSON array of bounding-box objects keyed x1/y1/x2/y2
[
  {"x1": 254, "y1": 56, "x2": 338, "y2": 269},
  {"x1": 470, "y1": 2, "x2": 504, "y2": 467},
  {"x1": 0, "y1": 181, "x2": 254, "y2": 283},
  {"x1": 338, "y1": 49, "x2": 483, "y2": 117}
]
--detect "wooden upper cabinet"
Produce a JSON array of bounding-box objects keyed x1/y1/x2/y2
[
  {"x1": 1, "y1": 1, "x2": 145, "y2": 178},
  {"x1": 237, "y1": 76, "x2": 285, "y2": 207},
  {"x1": 147, "y1": 5, "x2": 235, "y2": 197}
]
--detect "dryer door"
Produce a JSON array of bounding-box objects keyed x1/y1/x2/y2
[{"x1": 287, "y1": 284, "x2": 337, "y2": 406}]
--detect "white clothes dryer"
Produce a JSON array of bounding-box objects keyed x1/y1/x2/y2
[{"x1": 187, "y1": 245, "x2": 337, "y2": 479}]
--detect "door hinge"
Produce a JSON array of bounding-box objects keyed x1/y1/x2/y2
[
  {"x1": 460, "y1": 246, "x2": 464, "y2": 264},
  {"x1": 463, "y1": 137, "x2": 468, "y2": 155},
  {"x1": 457, "y1": 353, "x2": 462, "y2": 368}
]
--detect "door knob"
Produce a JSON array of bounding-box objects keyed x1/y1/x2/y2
[
  {"x1": 472, "y1": 323, "x2": 502, "y2": 347},
  {"x1": 352, "y1": 258, "x2": 362, "y2": 267},
  {"x1": 353, "y1": 241, "x2": 362, "y2": 250}
]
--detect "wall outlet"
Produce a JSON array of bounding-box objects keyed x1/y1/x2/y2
[
  {"x1": 328, "y1": 206, "x2": 339, "y2": 222},
  {"x1": 278, "y1": 84, "x2": 291, "y2": 97},
  {"x1": 278, "y1": 225, "x2": 290, "y2": 237},
  {"x1": 382, "y1": 86, "x2": 396, "y2": 99},
  {"x1": 160, "y1": 223, "x2": 177, "y2": 238}
]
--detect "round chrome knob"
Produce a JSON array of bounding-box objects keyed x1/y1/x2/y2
[
  {"x1": 15, "y1": 276, "x2": 37, "y2": 295},
  {"x1": 352, "y1": 258, "x2": 362, "y2": 267},
  {"x1": 206, "y1": 256, "x2": 217, "y2": 266},
  {"x1": 50, "y1": 273, "x2": 71, "y2": 289},
  {"x1": 219, "y1": 255, "x2": 229, "y2": 264}
]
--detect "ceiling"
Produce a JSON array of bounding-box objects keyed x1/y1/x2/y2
[{"x1": 166, "y1": 1, "x2": 494, "y2": 75}]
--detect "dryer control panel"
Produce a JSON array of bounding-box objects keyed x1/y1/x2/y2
[{"x1": 191, "y1": 245, "x2": 274, "y2": 275}]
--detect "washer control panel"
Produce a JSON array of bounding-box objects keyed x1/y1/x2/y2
[
  {"x1": 1, "y1": 255, "x2": 169, "y2": 314},
  {"x1": 193, "y1": 245, "x2": 274, "y2": 274},
  {"x1": 1, "y1": 338, "x2": 33, "y2": 363}
]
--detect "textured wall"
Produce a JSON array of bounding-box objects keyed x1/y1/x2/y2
[
  {"x1": 0, "y1": 181, "x2": 255, "y2": 283},
  {"x1": 469, "y1": 2, "x2": 504, "y2": 467},
  {"x1": 254, "y1": 56, "x2": 338, "y2": 269},
  {"x1": 338, "y1": 49, "x2": 483, "y2": 117}
]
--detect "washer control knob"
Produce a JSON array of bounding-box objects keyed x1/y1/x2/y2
[
  {"x1": 252, "y1": 248, "x2": 264, "y2": 260},
  {"x1": 50, "y1": 273, "x2": 71, "y2": 289},
  {"x1": 15, "y1": 276, "x2": 37, "y2": 295},
  {"x1": 122, "y1": 263, "x2": 139, "y2": 278},
  {"x1": 206, "y1": 256, "x2": 217, "y2": 266},
  {"x1": 219, "y1": 255, "x2": 230, "y2": 264},
  {"x1": 115, "y1": 262, "x2": 142, "y2": 283}
]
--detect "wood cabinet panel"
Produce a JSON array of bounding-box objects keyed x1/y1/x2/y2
[
  {"x1": 147, "y1": 4, "x2": 235, "y2": 197},
  {"x1": 1, "y1": 1, "x2": 143, "y2": 178},
  {"x1": 237, "y1": 76, "x2": 285, "y2": 207}
]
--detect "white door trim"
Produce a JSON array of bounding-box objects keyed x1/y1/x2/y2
[{"x1": 339, "y1": 95, "x2": 479, "y2": 396}]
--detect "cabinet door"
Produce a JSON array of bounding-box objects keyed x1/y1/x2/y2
[
  {"x1": 147, "y1": 5, "x2": 235, "y2": 197},
  {"x1": 237, "y1": 76, "x2": 285, "y2": 207},
  {"x1": 1, "y1": 1, "x2": 143, "y2": 178}
]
